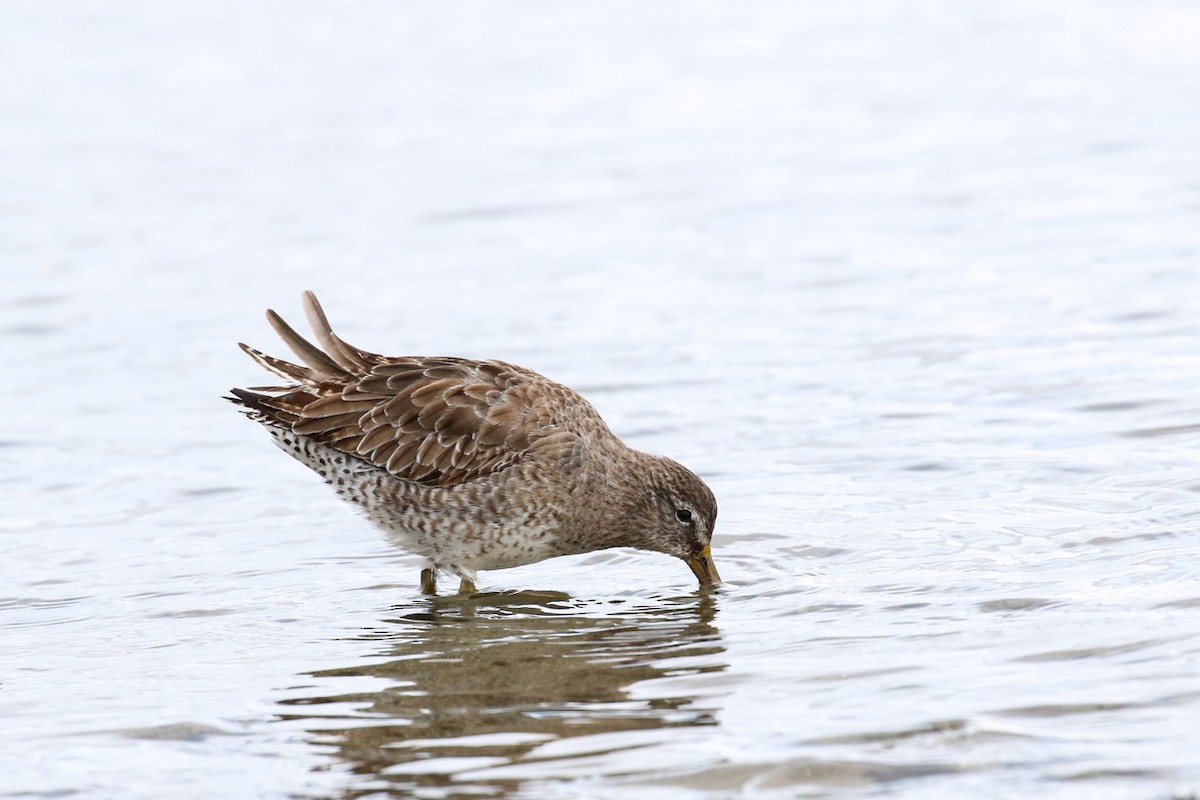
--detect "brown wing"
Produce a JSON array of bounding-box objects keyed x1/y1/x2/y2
[{"x1": 230, "y1": 291, "x2": 592, "y2": 486}]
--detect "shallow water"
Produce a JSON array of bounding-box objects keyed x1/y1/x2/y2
[{"x1": 3, "y1": 1, "x2": 1200, "y2": 798}]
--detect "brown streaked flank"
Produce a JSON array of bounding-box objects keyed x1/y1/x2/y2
[{"x1": 228, "y1": 291, "x2": 719, "y2": 595}]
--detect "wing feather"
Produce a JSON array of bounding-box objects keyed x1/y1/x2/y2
[{"x1": 230, "y1": 292, "x2": 602, "y2": 486}]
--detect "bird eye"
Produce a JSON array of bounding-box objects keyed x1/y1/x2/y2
[{"x1": 675, "y1": 508, "x2": 693, "y2": 523}]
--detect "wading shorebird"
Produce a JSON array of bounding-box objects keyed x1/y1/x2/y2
[{"x1": 229, "y1": 291, "x2": 719, "y2": 595}]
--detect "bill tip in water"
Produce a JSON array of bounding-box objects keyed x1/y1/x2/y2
[{"x1": 687, "y1": 545, "x2": 722, "y2": 587}]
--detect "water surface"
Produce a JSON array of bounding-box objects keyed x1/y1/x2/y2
[{"x1": 2, "y1": 1, "x2": 1199, "y2": 798}]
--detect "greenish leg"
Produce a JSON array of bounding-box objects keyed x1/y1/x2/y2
[
  {"x1": 420, "y1": 567, "x2": 438, "y2": 595},
  {"x1": 457, "y1": 577, "x2": 477, "y2": 595}
]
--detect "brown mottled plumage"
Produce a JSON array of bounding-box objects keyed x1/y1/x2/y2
[{"x1": 229, "y1": 291, "x2": 719, "y2": 594}]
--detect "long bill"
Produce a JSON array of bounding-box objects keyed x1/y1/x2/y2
[{"x1": 686, "y1": 545, "x2": 722, "y2": 586}]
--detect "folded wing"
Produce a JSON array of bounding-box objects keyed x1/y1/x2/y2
[{"x1": 231, "y1": 291, "x2": 588, "y2": 487}]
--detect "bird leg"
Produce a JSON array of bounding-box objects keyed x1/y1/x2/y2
[
  {"x1": 420, "y1": 567, "x2": 438, "y2": 595},
  {"x1": 457, "y1": 577, "x2": 477, "y2": 595}
]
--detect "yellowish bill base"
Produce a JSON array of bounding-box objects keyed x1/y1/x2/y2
[{"x1": 687, "y1": 545, "x2": 721, "y2": 586}]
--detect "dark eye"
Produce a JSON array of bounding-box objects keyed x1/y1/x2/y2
[{"x1": 675, "y1": 508, "x2": 693, "y2": 524}]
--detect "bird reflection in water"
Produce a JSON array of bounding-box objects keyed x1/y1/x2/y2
[{"x1": 276, "y1": 590, "x2": 725, "y2": 798}]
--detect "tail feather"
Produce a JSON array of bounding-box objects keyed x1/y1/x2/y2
[
  {"x1": 301, "y1": 290, "x2": 378, "y2": 372},
  {"x1": 234, "y1": 291, "x2": 381, "y2": 430},
  {"x1": 227, "y1": 387, "x2": 303, "y2": 427},
  {"x1": 238, "y1": 342, "x2": 321, "y2": 386},
  {"x1": 265, "y1": 307, "x2": 348, "y2": 379}
]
